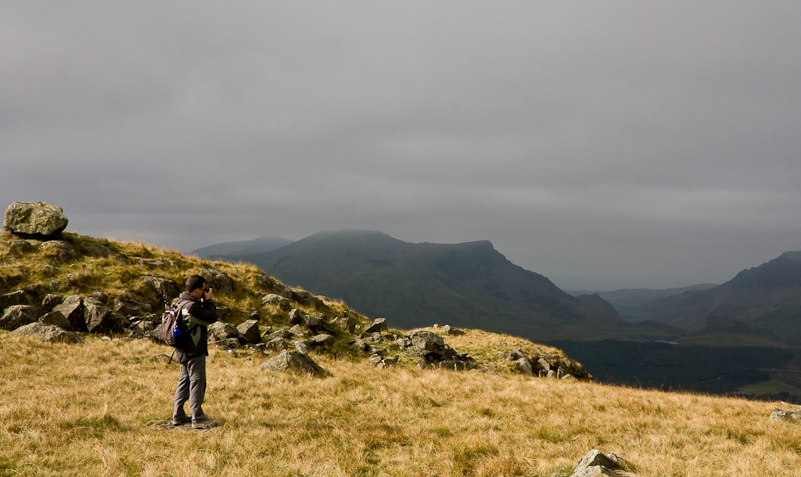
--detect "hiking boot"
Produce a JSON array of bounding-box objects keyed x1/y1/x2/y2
[
  {"x1": 192, "y1": 419, "x2": 218, "y2": 430},
  {"x1": 172, "y1": 415, "x2": 192, "y2": 426}
]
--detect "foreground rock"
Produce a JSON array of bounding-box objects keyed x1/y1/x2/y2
[
  {"x1": 770, "y1": 407, "x2": 801, "y2": 423},
  {"x1": 555, "y1": 450, "x2": 637, "y2": 477},
  {"x1": 12, "y1": 322, "x2": 84, "y2": 344},
  {"x1": 260, "y1": 350, "x2": 328, "y2": 377},
  {"x1": 3, "y1": 202, "x2": 69, "y2": 237}
]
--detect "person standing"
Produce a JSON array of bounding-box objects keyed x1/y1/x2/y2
[{"x1": 172, "y1": 274, "x2": 218, "y2": 429}]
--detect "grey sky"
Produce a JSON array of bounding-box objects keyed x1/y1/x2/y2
[{"x1": 3, "y1": 2, "x2": 800, "y2": 290}]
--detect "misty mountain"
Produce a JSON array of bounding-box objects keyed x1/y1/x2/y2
[
  {"x1": 630, "y1": 251, "x2": 801, "y2": 344},
  {"x1": 191, "y1": 235, "x2": 293, "y2": 259},
  {"x1": 566, "y1": 284, "x2": 719, "y2": 315},
  {"x1": 216, "y1": 230, "x2": 629, "y2": 341}
]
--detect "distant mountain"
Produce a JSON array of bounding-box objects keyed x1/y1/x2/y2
[
  {"x1": 631, "y1": 251, "x2": 801, "y2": 344},
  {"x1": 566, "y1": 284, "x2": 719, "y2": 316},
  {"x1": 229, "y1": 230, "x2": 629, "y2": 341},
  {"x1": 191, "y1": 235, "x2": 293, "y2": 259}
]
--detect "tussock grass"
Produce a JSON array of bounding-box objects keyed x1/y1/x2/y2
[{"x1": 2, "y1": 333, "x2": 800, "y2": 476}]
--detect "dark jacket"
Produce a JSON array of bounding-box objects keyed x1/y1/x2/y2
[{"x1": 175, "y1": 291, "x2": 218, "y2": 363}]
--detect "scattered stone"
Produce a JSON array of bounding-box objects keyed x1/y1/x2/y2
[
  {"x1": 289, "y1": 324, "x2": 305, "y2": 336},
  {"x1": 208, "y1": 322, "x2": 240, "y2": 342},
  {"x1": 52, "y1": 295, "x2": 86, "y2": 331},
  {"x1": 261, "y1": 294, "x2": 291, "y2": 310},
  {"x1": 143, "y1": 276, "x2": 181, "y2": 299},
  {"x1": 310, "y1": 334, "x2": 335, "y2": 347},
  {"x1": 440, "y1": 324, "x2": 465, "y2": 336},
  {"x1": 770, "y1": 408, "x2": 801, "y2": 423},
  {"x1": 41, "y1": 240, "x2": 77, "y2": 262},
  {"x1": 83, "y1": 298, "x2": 124, "y2": 334},
  {"x1": 3, "y1": 202, "x2": 69, "y2": 237},
  {"x1": 0, "y1": 290, "x2": 28, "y2": 309},
  {"x1": 556, "y1": 450, "x2": 637, "y2": 477},
  {"x1": 287, "y1": 309, "x2": 305, "y2": 325},
  {"x1": 42, "y1": 294, "x2": 64, "y2": 311},
  {"x1": 260, "y1": 350, "x2": 328, "y2": 377},
  {"x1": 236, "y1": 319, "x2": 261, "y2": 343},
  {"x1": 294, "y1": 340, "x2": 312, "y2": 355},
  {"x1": 12, "y1": 322, "x2": 84, "y2": 344},
  {"x1": 333, "y1": 315, "x2": 356, "y2": 332},
  {"x1": 364, "y1": 318, "x2": 388, "y2": 333},
  {"x1": 0, "y1": 305, "x2": 40, "y2": 331},
  {"x1": 39, "y1": 310, "x2": 72, "y2": 330}
]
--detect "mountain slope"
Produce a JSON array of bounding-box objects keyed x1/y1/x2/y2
[
  {"x1": 567, "y1": 284, "x2": 719, "y2": 316},
  {"x1": 632, "y1": 251, "x2": 801, "y2": 343},
  {"x1": 190, "y1": 235, "x2": 293, "y2": 258},
  {"x1": 229, "y1": 230, "x2": 629, "y2": 341}
]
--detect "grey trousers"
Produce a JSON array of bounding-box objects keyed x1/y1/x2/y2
[{"x1": 173, "y1": 355, "x2": 207, "y2": 421}]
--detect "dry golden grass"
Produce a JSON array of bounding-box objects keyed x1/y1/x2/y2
[{"x1": 2, "y1": 333, "x2": 800, "y2": 477}]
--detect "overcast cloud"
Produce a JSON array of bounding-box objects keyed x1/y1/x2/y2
[{"x1": 2, "y1": 1, "x2": 801, "y2": 290}]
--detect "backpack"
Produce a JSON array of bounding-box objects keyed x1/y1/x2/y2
[{"x1": 161, "y1": 299, "x2": 192, "y2": 348}]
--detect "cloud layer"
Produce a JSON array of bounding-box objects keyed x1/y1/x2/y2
[{"x1": 3, "y1": 2, "x2": 801, "y2": 290}]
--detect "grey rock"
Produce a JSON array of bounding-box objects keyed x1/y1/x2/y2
[
  {"x1": 266, "y1": 337, "x2": 288, "y2": 352},
  {"x1": 143, "y1": 276, "x2": 181, "y2": 298},
  {"x1": 12, "y1": 322, "x2": 84, "y2": 344},
  {"x1": 42, "y1": 294, "x2": 64, "y2": 311},
  {"x1": 287, "y1": 308, "x2": 305, "y2": 325},
  {"x1": 39, "y1": 310, "x2": 71, "y2": 330},
  {"x1": 294, "y1": 340, "x2": 312, "y2": 355},
  {"x1": 770, "y1": 408, "x2": 801, "y2": 423},
  {"x1": 310, "y1": 334, "x2": 335, "y2": 347},
  {"x1": 236, "y1": 319, "x2": 261, "y2": 343},
  {"x1": 261, "y1": 294, "x2": 291, "y2": 310},
  {"x1": 114, "y1": 299, "x2": 152, "y2": 317},
  {"x1": 518, "y1": 357, "x2": 535, "y2": 376},
  {"x1": 289, "y1": 324, "x2": 305, "y2": 336},
  {"x1": 208, "y1": 322, "x2": 240, "y2": 341},
  {"x1": 260, "y1": 350, "x2": 328, "y2": 377},
  {"x1": 3, "y1": 202, "x2": 68, "y2": 237},
  {"x1": 333, "y1": 316, "x2": 356, "y2": 332},
  {"x1": 265, "y1": 328, "x2": 292, "y2": 341},
  {"x1": 0, "y1": 290, "x2": 28, "y2": 308},
  {"x1": 440, "y1": 325, "x2": 465, "y2": 336},
  {"x1": 52, "y1": 295, "x2": 86, "y2": 331},
  {"x1": 364, "y1": 317, "x2": 388, "y2": 333},
  {"x1": 83, "y1": 298, "x2": 124, "y2": 334},
  {"x1": 569, "y1": 450, "x2": 636, "y2": 477},
  {"x1": 0, "y1": 305, "x2": 40, "y2": 331},
  {"x1": 41, "y1": 240, "x2": 77, "y2": 262}
]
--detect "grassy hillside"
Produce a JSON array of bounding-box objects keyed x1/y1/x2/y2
[{"x1": 2, "y1": 333, "x2": 800, "y2": 476}]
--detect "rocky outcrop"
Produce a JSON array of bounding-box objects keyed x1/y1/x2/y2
[
  {"x1": 3, "y1": 202, "x2": 69, "y2": 237},
  {"x1": 502, "y1": 347, "x2": 590, "y2": 381},
  {"x1": 397, "y1": 330, "x2": 476, "y2": 370}
]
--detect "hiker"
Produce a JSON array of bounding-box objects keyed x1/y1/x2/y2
[{"x1": 172, "y1": 275, "x2": 218, "y2": 429}]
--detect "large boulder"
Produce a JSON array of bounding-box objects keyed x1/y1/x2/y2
[
  {"x1": 52, "y1": 295, "x2": 86, "y2": 331},
  {"x1": 3, "y1": 202, "x2": 69, "y2": 237},
  {"x1": 236, "y1": 319, "x2": 261, "y2": 343},
  {"x1": 12, "y1": 322, "x2": 84, "y2": 344},
  {"x1": 260, "y1": 350, "x2": 328, "y2": 377},
  {"x1": 0, "y1": 305, "x2": 40, "y2": 331},
  {"x1": 208, "y1": 321, "x2": 240, "y2": 341},
  {"x1": 83, "y1": 298, "x2": 125, "y2": 334}
]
